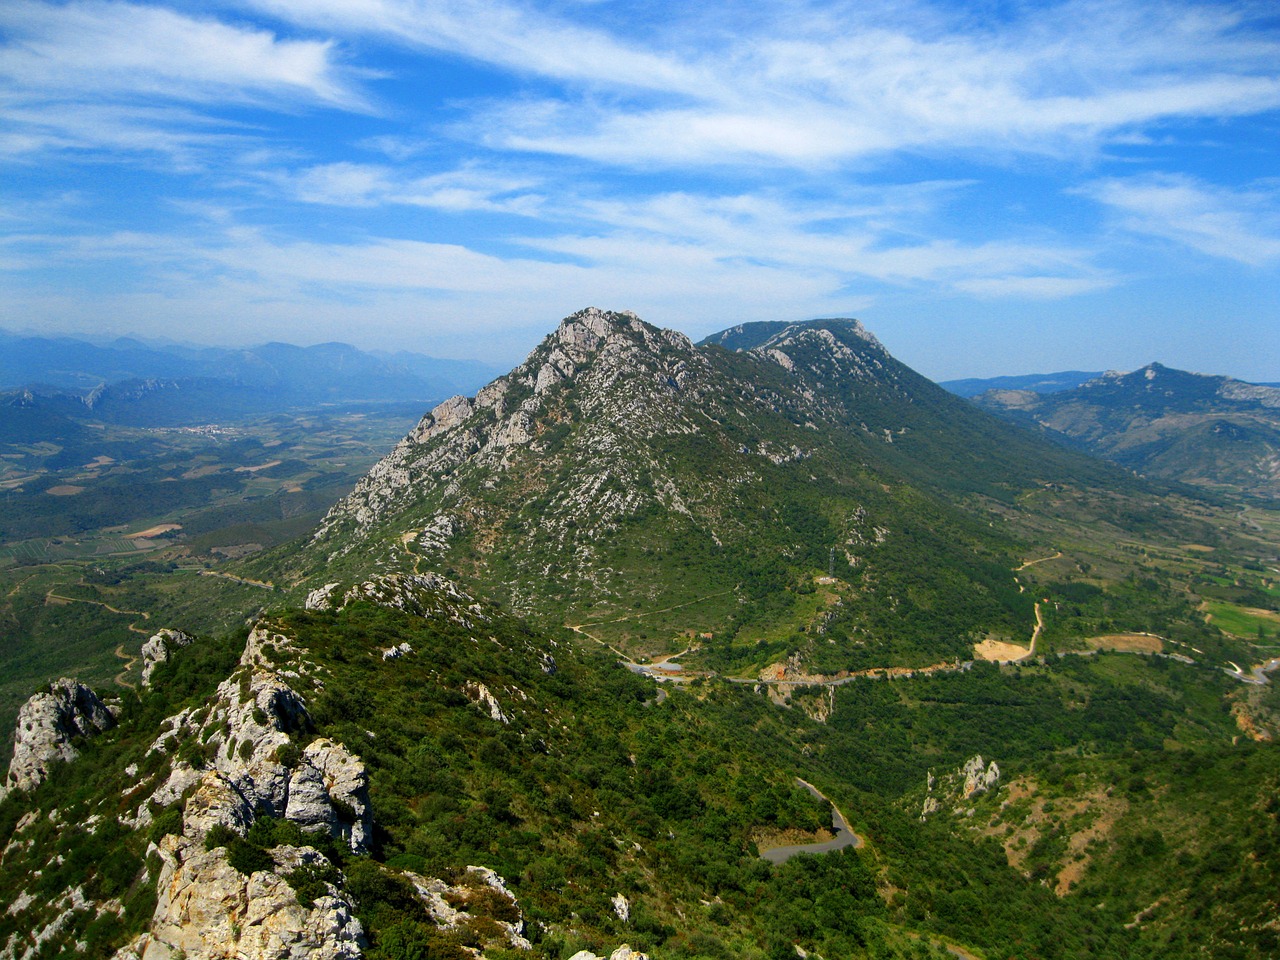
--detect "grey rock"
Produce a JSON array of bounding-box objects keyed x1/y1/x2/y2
[
  {"x1": 140, "y1": 629, "x2": 195, "y2": 687},
  {"x1": 3, "y1": 679, "x2": 115, "y2": 796},
  {"x1": 136, "y1": 833, "x2": 364, "y2": 960},
  {"x1": 961, "y1": 755, "x2": 1000, "y2": 798},
  {"x1": 285, "y1": 739, "x2": 372, "y2": 854}
]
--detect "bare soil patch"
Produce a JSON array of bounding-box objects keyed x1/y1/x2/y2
[
  {"x1": 984, "y1": 777, "x2": 1127, "y2": 896},
  {"x1": 1085, "y1": 633, "x2": 1162, "y2": 654},
  {"x1": 126, "y1": 523, "x2": 182, "y2": 539},
  {"x1": 235, "y1": 460, "x2": 283, "y2": 473},
  {"x1": 974, "y1": 639, "x2": 1032, "y2": 662},
  {"x1": 45, "y1": 485, "x2": 86, "y2": 496}
]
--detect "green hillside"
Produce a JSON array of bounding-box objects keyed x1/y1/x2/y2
[{"x1": 281, "y1": 309, "x2": 1147, "y2": 675}]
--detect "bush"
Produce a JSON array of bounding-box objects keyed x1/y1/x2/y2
[
  {"x1": 148, "y1": 806, "x2": 184, "y2": 845},
  {"x1": 225, "y1": 838, "x2": 274, "y2": 876}
]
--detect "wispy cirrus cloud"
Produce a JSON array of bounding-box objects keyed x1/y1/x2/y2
[
  {"x1": 242, "y1": 0, "x2": 716, "y2": 94},
  {"x1": 267, "y1": 159, "x2": 1103, "y2": 297},
  {"x1": 1082, "y1": 174, "x2": 1280, "y2": 264},
  {"x1": 245, "y1": 0, "x2": 1280, "y2": 168},
  {"x1": 0, "y1": 1, "x2": 364, "y2": 105},
  {"x1": 277, "y1": 162, "x2": 545, "y2": 214},
  {"x1": 0, "y1": 0, "x2": 369, "y2": 161}
]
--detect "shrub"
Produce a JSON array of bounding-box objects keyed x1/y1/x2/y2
[{"x1": 147, "y1": 806, "x2": 184, "y2": 845}]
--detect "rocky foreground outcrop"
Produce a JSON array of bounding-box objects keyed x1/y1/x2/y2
[{"x1": 1, "y1": 678, "x2": 116, "y2": 799}]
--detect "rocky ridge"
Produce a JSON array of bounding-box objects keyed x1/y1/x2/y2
[
  {"x1": 309, "y1": 308, "x2": 728, "y2": 603},
  {"x1": 2, "y1": 573, "x2": 547, "y2": 960}
]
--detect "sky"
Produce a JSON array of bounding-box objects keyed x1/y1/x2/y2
[{"x1": 1, "y1": 0, "x2": 1278, "y2": 382}]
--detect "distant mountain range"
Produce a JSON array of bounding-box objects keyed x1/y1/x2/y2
[
  {"x1": 939, "y1": 371, "x2": 1103, "y2": 397},
  {"x1": 969, "y1": 363, "x2": 1280, "y2": 499},
  {"x1": 0, "y1": 330, "x2": 502, "y2": 426}
]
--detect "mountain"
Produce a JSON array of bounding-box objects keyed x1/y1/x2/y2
[
  {"x1": 938, "y1": 371, "x2": 1103, "y2": 398},
  {"x1": 288, "y1": 308, "x2": 1145, "y2": 675},
  {"x1": 2, "y1": 308, "x2": 1279, "y2": 960},
  {"x1": 971, "y1": 363, "x2": 1280, "y2": 499},
  {"x1": 0, "y1": 331, "x2": 501, "y2": 424}
]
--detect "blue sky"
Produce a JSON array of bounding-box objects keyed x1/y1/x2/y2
[{"x1": 1, "y1": 0, "x2": 1278, "y2": 381}]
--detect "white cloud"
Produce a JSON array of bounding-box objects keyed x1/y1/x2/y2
[
  {"x1": 953, "y1": 276, "x2": 1117, "y2": 299},
  {"x1": 0, "y1": 1, "x2": 367, "y2": 162},
  {"x1": 243, "y1": 0, "x2": 716, "y2": 94},
  {"x1": 1082, "y1": 174, "x2": 1280, "y2": 265},
  {"x1": 0, "y1": 1, "x2": 364, "y2": 107},
  {"x1": 280, "y1": 162, "x2": 544, "y2": 214},
  {"x1": 243, "y1": 0, "x2": 1280, "y2": 168}
]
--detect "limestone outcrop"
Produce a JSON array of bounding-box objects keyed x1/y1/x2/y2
[
  {"x1": 2, "y1": 678, "x2": 116, "y2": 797},
  {"x1": 920, "y1": 755, "x2": 1001, "y2": 820},
  {"x1": 120, "y1": 838, "x2": 364, "y2": 960},
  {"x1": 305, "y1": 572, "x2": 488, "y2": 630},
  {"x1": 962, "y1": 755, "x2": 1000, "y2": 798},
  {"x1": 145, "y1": 623, "x2": 372, "y2": 854},
  {"x1": 568, "y1": 946, "x2": 650, "y2": 960},
  {"x1": 285, "y1": 739, "x2": 372, "y2": 854},
  {"x1": 140, "y1": 628, "x2": 196, "y2": 687}
]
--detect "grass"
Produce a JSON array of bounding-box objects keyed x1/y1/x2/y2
[{"x1": 1203, "y1": 600, "x2": 1280, "y2": 638}]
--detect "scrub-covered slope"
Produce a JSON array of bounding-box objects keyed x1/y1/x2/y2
[{"x1": 292, "y1": 308, "x2": 1129, "y2": 670}]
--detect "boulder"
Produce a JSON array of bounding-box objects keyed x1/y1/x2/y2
[
  {"x1": 3, "y1": 679, "x2": 115, "y2": 796},
  {"x1": 140, "y1": 629, "x2": 195, "y2": 687}
]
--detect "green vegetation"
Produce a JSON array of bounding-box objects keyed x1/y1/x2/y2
[{"x1": 2, "y1": 315, "x2": 1279, "y2": 958}]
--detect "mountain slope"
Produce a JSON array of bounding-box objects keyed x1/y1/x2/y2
[
  {"x1": 284, "y1": 308, "x2": 1138, "y2": 672},
  {"x1": 972, "y1": 363, "x2": 1280, "y2": 498}
]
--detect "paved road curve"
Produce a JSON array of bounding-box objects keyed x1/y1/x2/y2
[{"x1": 760, "y1": 778, "x2": 863, "y2": 864}]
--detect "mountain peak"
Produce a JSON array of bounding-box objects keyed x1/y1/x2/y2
[{"x1": 546, "y1": 306, "x2": 692, "y2": 365}]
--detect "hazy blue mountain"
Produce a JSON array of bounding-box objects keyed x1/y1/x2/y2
[
  {"x1": 972, "y1": 362, "x2": 1280, "y2": 498},
  {"x1": 0, "y1": 330, "x2": 503, "y2": 425},
  {"x1": 939, "y1": 371, "x2": 1103, "y2": 397}
]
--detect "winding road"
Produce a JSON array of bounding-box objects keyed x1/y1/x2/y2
[
  {"x1": 759, "y1": 778, "x2": 863, "y2": 864},
  {"x1": 44, "y1": 587, "x2": 152, "y2": 689}
]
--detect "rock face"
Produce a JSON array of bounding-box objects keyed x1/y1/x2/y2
[
  {"x1": 285, "y1": 739, "x2": 372, "y2": 853},
  {"x1": 962, "y1": 755, "x2": 1000, "y2": 798},
  {"x1": 135, "y1": 839, "x2": 364, "y2": 960},
  {"x1": 146, "y1": 622, "x2": 373, "y2": 854},
  {"x1": 140, "y1": 628, "x2": 195, "y2": 687},
  {"x1": 3, "y1": 679, "x2": 115, "y2": 796},
  {"x1": 920, "y1": 755, "x2": 1001, "y2": 820},
  {"x1": 111, "y1": 621, "x2": 379, "y2": 959}
]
